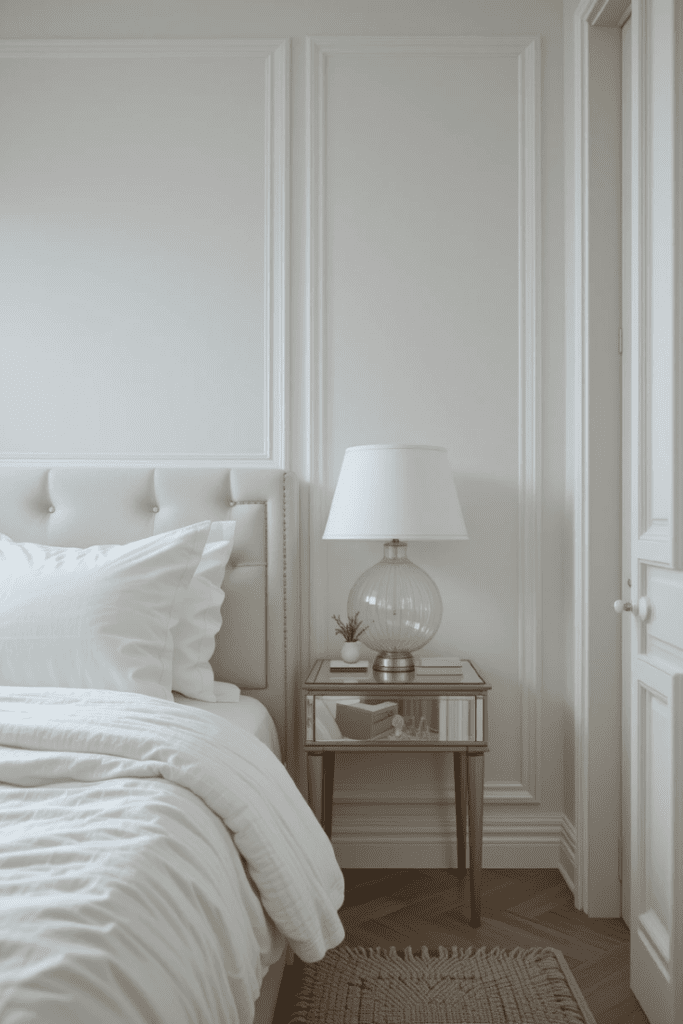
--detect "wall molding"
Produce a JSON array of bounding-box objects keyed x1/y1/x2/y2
[
  {"x1": 558, "y1": 813, "x2": 577, "y2": 894},
  {"x1": 333, "y1": 780, "x2": 538, "y2": 806},
  {"x1": 331, "y1": 809, "x2": 568, "y2": 870},
  {"x1": 305, "y1": 34, "x2": 543, "y2": 805},
  {"x1": 570, "y1": 0, "x2": 625, "y2": 917},
  {"x1": 0, "y1": 38, "x2": 290, "y2": 468}
]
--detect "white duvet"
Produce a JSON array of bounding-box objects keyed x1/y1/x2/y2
[{"x1": 0, "y1": 687, "x2": 345, "y2": 1024}]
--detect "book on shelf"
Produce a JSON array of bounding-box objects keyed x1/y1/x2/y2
[
  {"x1": 438, "y1": 696, "x2": 474, "y2": 740},
  {"x1": 329, "y1": 660, "x2": 370, "y2": 672},
  {"x1": 336, "y1": 701, "x2": 398, "y2": 739}
]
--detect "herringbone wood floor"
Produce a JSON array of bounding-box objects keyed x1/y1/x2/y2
[{"x1": 274, "y1": 868, "x2": 649, "y2": 1024}]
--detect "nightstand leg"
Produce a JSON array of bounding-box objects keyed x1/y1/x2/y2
[
  {"x1": 321, "y1": 751, "x2": 335, "y2": 839},
  {"x1": 467, "y1": 752, "x2": 485, "y2": 928},
  {"x1": 453, "y1": 752, "x2": 467, "y2": 877},
  {"x1": 307, "y1": 752, "x2": 323, "y2": 824}
]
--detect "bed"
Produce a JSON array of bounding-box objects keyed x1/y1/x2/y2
[{"x1": 0, "y1": 466, "x2": 344, "y2": 1024}]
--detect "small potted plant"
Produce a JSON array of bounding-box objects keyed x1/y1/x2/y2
[{"x1": 332, "y1": 612, "x2": 369, "y2": 664}]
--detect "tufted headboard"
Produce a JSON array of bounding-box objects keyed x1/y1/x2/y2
[{"x1": 0, "y1": 466, "x2": 299, "y2": 770}]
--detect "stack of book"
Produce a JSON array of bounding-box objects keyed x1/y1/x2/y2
[
  {"x1": 438, "y1": 697, "x2": 474, "y2": 741},
  {"x1": 336, "y1": 701, "x2": 399, "y2": 739},
  {"x1": 417, "y1": 657, "x2": 463, "y2": 675}
]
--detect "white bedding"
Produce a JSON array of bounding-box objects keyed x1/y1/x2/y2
[
  {"x1": 0, "y1": 687, "x2": 345, "y2": 1024},
  {"x1": 173, "y1": 692, "x2": 281, "y2": 759}
]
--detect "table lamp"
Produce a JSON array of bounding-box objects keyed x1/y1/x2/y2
[{"x1": 323, "y1": 444, "x2": 468, "y2": 674}]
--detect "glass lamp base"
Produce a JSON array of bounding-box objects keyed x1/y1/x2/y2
[{"x1": 347, "y1": 540, "x2": 442, "y2": 682}]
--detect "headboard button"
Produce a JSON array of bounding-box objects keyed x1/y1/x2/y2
[
  {"x1": 152, "y1": 506, "x2": 159, "y2": 514},
  {"x1": 47, "y1": 506, "x2": 55, "y2": 513}
]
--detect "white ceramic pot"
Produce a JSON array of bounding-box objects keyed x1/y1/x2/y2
[{"x1": 340, "y1": 641, "x2": 361, "y2": 664}]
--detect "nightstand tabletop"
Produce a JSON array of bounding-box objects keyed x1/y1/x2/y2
[{"x1": 305, "y1": 658, "x2": 491, "y2": 690}]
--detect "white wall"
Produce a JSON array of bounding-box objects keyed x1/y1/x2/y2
[
  {"x1": 0, "y1": 0, "x2": 570, "y2": 870},
  {"x1": 0, "y1": 38, "x2": 287, "y2": 463}
]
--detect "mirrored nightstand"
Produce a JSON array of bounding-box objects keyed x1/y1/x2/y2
[{"x1": 302, "y1": 658, "x2": 491, "y2": 927}]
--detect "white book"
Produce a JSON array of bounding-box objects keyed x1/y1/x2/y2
[
  {"x1": 419, "y1": 666, "x2": 464, "y2": 674},
  {"x1": 438, "y1": 699, "x2": 448, "y2": 740},
  {"x1": 449, "y1": 698, "x2": 473, "y2": 741},
  {"x1": 321, "y1": 695, "x2": 362, "y2": 718},
  {"x1": 447, "y1": 699, "x2": 457, "y2": 741},
  {"x1": 418, "y1": 657, "x2": 463, "y2": 668},
  {"x1": 355, "y1": 701, "x2": 396, "y2": 714}
]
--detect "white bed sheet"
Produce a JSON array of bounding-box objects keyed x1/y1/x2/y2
[
  {"x1": 0, "y1": 687, "x2": 344, "y2": 1024},
  {"x1": 173, "y1": 691, "x2": 281, "y2": 760}
]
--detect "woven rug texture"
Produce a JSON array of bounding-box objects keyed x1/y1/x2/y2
[{"x1": 287, "y1": 945, "x2": 598, "y2": 1024}]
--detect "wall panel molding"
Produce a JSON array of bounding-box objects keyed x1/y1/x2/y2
[
  {"x1": 333, "y1": 780, "x2": 538, "y2": 806},
  {"x1": 305, "y1": 35, "x2": 542, "y2": 808},
  {"x1": 332, "y1": 809, "x2": 565, "y2": 869},
  {"x1": 570, "y1": 0, "x2": 628, "y2": 918},
  {"x1": 0, "y1": 38, "x2": 289, "y2": 467}
]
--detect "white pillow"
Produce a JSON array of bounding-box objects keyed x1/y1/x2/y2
[
  {"x1": 0, "y1": 521, "x2": 211, "y2": 701},
  {"x1": 213, "y1": 681, "x2": 241, "y2": 702},
  {"x1": 171, "y1": 520, "x2": 236, "y2": 702}
]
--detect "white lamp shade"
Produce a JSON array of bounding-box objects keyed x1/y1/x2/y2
[{"x1": 322, "y1": 444, "x2": 468, "y2": 541}]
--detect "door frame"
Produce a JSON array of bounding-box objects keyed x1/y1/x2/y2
[{"x1": 568, "y1": 0, "x2": 631, "y2": 917}]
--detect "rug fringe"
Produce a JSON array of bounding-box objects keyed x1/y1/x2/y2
[
  {"x1": 337, "y1": 944, "x2": 566, "y2": 962},
  {"x1": 287, "y1": 978, "x2": 315, "y2": 1024}
]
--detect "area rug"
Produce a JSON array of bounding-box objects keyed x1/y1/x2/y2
[{"x1": 286, "y1": 945, "x2": 597, "y2": 1024}]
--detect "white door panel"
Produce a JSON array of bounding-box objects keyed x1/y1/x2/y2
[
  {"x1": 631, "y1": 659, "x2": 679, "y2": 1024},
  {"x1": 631, "y1": 0, "x2": 681, "y2": 569},
  {"x1": 643, "y1": 567, "x2": 683, "y2": 668},
  {"x1": 632, "y1": 661, "x2": 674, "y2": 960},
  {"x1": 621, "y1": 12, "x2": 632, "y2": 932},
  {"x1": 625, "y1": 1, "x2": 683, "y2": 1020}
]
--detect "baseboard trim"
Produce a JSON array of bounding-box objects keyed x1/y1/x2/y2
[
  {"x1": 557, "y1": 861, "x2": 575, "y2": 895},
  {"x1": 331, "y1": 810, "x2": 578, "y2": 875},
  {"x1": 558, "y1": 812, "x2": 576, "y2": 893}
]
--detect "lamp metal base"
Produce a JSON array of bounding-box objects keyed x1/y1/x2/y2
[{"x1": 372, "y1": 652, "x2": 415, "y2": 673}]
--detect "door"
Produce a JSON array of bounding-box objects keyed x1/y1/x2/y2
[
  {"x1": 620, "y1": 2, "x2": 683, "y2": 1021},
  {"x1": 620, "y1": 12, "x2": 631, "y2": 933}
]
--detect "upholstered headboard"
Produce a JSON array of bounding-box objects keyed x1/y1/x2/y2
[{"x1": 0, "y1": 467, "x2": 299, "y2": 769}]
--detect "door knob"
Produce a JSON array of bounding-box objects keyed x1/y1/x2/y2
[{"x1": 614, "y1": 596, "x2": 652, "y2": 620}]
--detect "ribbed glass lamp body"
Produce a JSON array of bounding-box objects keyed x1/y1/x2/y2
[{"x1": 347, "y1": 542, "x2": 442, "y2": 655}]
